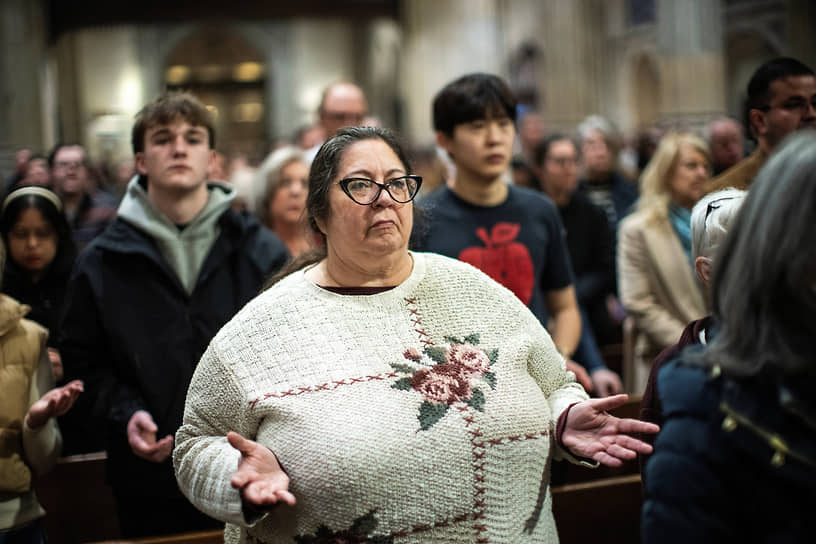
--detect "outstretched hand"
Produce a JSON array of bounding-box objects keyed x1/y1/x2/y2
[
  {"x1": 127, "y1": 410, "x2": 173, "y2": 462},
  {"x1": 25, "y1": 380, "x2": 84, "y2": 430},
  {"x1": 561, "y1": 394, "x2": 659, "y2": 467},
  {"x1": 228, "y1": 432, "x2": 296, "y2": 509}
]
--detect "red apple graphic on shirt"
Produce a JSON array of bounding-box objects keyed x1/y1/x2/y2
[{"x1": 458, "y1": 223, "x2": 534, "y2": 304}]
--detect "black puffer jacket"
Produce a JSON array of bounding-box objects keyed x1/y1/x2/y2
[
  {"x1": 59, "y1": 210, "x2": 288, "y2": 496},
  {"x1": 642, "y1": 358, "x2": 816, "y2": 543}
]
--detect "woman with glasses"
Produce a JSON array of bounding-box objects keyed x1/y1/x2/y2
[
  {"x1": 618, "y1": 132, "x2": 711, "y2": 393},
  {"x1": 641, "y1": 130, "x2": 816, "y2": 543},
  {"x1": 174, "y1": 127, "x2": 657, "y2": 543}
]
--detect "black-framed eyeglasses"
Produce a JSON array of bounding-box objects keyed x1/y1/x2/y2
[
  {"x1": 339, "y1": 175, "x2": 422, "y2": 205},
  {"x1": 704, "y1": 196, "x2": 738, "y2": 222},
  {"x1": 755, "y1": 96, "x2": 816, "y2": 115}
]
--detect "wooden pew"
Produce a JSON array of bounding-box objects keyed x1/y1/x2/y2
[
  {"x1": 552, "y1": 473, "x2": 643, "y2": 544},
  {"x1": 35, "y1": 451, "x2": 121, "y2": 544},
  {"x1": 88, "y1": 529, "x2": 223, "y2": 544}
]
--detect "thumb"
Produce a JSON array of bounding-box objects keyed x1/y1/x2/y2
[
  {"x1": 227, "y1": 431, "x2": 251, "y2": 455},
  {"x1": 136, "y1": 411, "x2": 157, "y2": 433}
]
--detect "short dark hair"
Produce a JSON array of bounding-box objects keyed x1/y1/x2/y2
[
  {"x1": 432, "y1": 73, "x2": 517, "y2": 137},
  {"x1": 132, "y1": 91, "x2": 215, "y2": 154},
  {"x1": 533, "y1": 133, "x2": 579, "y2": 168},
  {"x1": 697, "y1": 131, "x2": 816, "y2": 384},
  {"x1": 744, "y1": 57, "x2": 815, "y2": 137}
]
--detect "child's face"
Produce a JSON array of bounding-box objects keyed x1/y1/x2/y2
[
  {"x1": 8, "y1": 208, "x2": 58, "y2": 275},
  {"x1": 437, "y1": 114, "x2": 515, "y2": 184}
]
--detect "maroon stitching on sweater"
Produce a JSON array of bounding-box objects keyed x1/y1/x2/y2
[
  {"x1": 247, "y1": 371, "x2": 399, "y2": 409},
  {"x1": 404, "y1": 296, "x2": 434, "y2": 347},
  {"x1": 385, "y1": 512, "x2": 476, "y2": 538},
  {"x1": 485, "y1": 429, "x2": 549, "y2": 447}
]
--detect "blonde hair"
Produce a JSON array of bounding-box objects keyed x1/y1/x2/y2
[
  {"x1": 254, "y1": 146, "x2": 306, "y2": 229},
  {"x1": 636, "y1": 132, "x2": 710, "y2": 222}
]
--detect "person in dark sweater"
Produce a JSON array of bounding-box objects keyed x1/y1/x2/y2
[{"x1": 534, "y1": 134, "x2": 622, "y2": 396}]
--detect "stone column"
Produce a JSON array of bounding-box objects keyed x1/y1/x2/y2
[
  {"x1": 0, "y1": 0, "x2": 50, "y2": 174},
  {"x1": 399, "y1": 0, "x2": 503, "y2": 144},
  {"x1": 786, "y1": 0, "x2": 816, "y2": 70},
  {"x1": 656, "y1": 0, "x2": 727, "y2": 126}
]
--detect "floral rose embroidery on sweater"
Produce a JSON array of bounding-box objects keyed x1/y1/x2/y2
[
  {"x1": 392, "y1": 334, "x2": 498, "y2": 430},
  {"x1": 293, "y1": 509, "x2": 393, "y2": 543}
]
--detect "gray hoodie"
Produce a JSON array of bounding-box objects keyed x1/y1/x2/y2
[{"x1": 117, "y1": 176, "x2": 235, "y2": 294}]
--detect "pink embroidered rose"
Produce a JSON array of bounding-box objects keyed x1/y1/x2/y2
[
  {"x1": 403, "y1": 347, "x2": 422, "y2": 361},
  {"x1": 410, "y1": 365, "x2": 472, "y2": 405},
  {"x1": 446, "y1": 343, "x2": 490, "y2": 376}
]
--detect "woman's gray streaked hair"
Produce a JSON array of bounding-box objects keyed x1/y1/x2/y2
[
  {"x1": 696, "y1": 130, "x2": 816, "y2": 383},
  {"x1": 254, "y1": 146, "x2": 306, "y2": 228},
  {"x1": 690, "y1": 188, "x2": 746, "y2": 260}
]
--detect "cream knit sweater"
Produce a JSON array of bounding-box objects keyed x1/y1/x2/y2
[{"x1": 174, "y1": 252, "x2": 589, "y2": 543}]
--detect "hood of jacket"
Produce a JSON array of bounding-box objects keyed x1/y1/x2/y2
[{"x1": 116, "y1": 175, "x2": 235, "y2": 294}]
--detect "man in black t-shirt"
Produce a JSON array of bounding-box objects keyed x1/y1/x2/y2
[{"x1": 416, "y1": 73, "x2": 592, "y2": 393}]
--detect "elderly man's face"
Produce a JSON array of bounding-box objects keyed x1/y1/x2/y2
[
  {"x1": 319, "y1": 84, "x2": 368, "y2": 137},
  {"x1": 709, "y1": 120, "x2": 744, "y2": 171}
]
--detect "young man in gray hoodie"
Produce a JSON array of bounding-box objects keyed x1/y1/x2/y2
[{"x1": 58, "y1": 91, "x2": 289, "y2": 537}]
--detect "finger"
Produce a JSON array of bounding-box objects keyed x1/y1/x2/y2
[
  {"x1": 274, "y1": 489, "x2": 296, "y2": 506},
  {"x1": 594, "y1": 451, "x2": 623, "y2": 467},
  {"x1": 605, "y1": 443, "x2": 637, "y2": 460},
  {"x1": 231, "y1": 470, "x2": 251, "y2": 489},
  {"x1": 616, "y1": 418, "x2": 660, "y2": 434},
  {"x1": 612, "y1": 434, "x2": 655, "y2": 454},
  {"x1": 587, "y1": 394, "x2": 629, "y2": 412},
  {"x1": 227, "y1": 431, "x2": 254, "y2": 456}
]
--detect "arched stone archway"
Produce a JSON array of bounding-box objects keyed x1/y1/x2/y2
[{"x1": 162, "y1": 27, "x2": 269, "y2": 162}]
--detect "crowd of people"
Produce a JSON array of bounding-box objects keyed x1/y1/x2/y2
[{"x1": 1, "y1": 55, "x2": 814, "y2": 542}]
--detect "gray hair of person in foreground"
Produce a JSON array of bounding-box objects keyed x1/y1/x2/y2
[{"x1": 697, "y1": 130, "x2": 816, "y2": 381}]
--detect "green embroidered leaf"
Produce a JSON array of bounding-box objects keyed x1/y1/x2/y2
[
  {"x1": 314, "y1": 526, "x2": 332, "y2": 537},
  {"x1": 468, "y1": 388, "x2": 485, "y2": 411},
  {"x1": 483, "y1": 371, "x2": 497, "y2": 390},
  {"x1": 464, "y1": 333, "x2": 481, "y2": 344},
  {"x1": 390, "y1": 363, "x2": 416, "y2": 374},
  {"x1": 424, "y1": 346, "x2": 448, "y2": 365},
  {"x1": 418, "y1": 401, "x2": 448, "y2": 430},
  {"x1": 351, "y1": 509, "x2": 379, "y2": 534},
  {"x1": 487, "y1": 348, "x2": 499, "y2": 366},
  {"x1": 370, "y1": 536, "x2": 395, "y2": 544},
  {"x1": 443, "y1": 335, "x2": 463, "y2": 345},
  {"x1": 392, "y1": 377, "x2": 412, "y2": 391}
]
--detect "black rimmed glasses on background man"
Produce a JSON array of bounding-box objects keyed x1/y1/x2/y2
[
  {"x1": 339, "y1": 175, "x2": 423, "y2": 205},
  {"x1": 755, "y1": 96, "x2": 816, "y2": 115}
]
